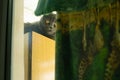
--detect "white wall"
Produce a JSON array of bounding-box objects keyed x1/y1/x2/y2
[
  {"x1": 11, "y1": 0, "x2": 24, "y2": 80},
  {"x1": 24, "y1": 0, "x2": 41, "y2": 23}
]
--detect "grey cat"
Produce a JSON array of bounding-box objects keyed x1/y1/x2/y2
[{"x1": 24, "y1": 13, "x2": 57, "y2": 40}]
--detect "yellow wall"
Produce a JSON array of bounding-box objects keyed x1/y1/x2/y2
[{"x1": 32, "y1": 32, "x2": 55, "y2": 80}]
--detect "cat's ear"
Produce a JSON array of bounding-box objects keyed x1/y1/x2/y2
[
  {"x1": 53, "y1": 13, "x2": 57, "y2": 20},
  {"x1": 50, "y1": 13, "x2": 57, "y2": 21},
  {"x1": 46, "y1": 13, "x2": 57, "y2": 18}
]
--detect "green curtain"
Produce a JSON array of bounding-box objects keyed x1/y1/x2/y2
[{"x1": 35, "y1": 0, "x2": 120, "y2": 80}]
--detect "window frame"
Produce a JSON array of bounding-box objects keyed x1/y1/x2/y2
[{"x1": 0, "y1": 0, "x2": 13, "y2": 80}]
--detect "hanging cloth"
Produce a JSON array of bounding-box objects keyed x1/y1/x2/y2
[
  {"x1": 34, "y1": 0, "x2": 115, "y2": 16},
  {"x1": 34, "y1": 0, "x2": 120, "y2": 80}
]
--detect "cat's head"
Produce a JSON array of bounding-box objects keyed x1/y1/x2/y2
[{"x1": 39, "y1": 13, "x2": 57, "y2": 37}]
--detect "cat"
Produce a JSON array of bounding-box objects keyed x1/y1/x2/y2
[{"x1": 24, "y1": 13, "x2": 57, "y2": 40}]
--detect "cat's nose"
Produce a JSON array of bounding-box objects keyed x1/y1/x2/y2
[{"x1": 49, "y1": 26, "x2": 52, "y2": 29}]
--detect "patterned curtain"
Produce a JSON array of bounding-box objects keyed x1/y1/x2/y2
[{"x1": 35, "y1": 0, "x2": 120, "y2": 80}]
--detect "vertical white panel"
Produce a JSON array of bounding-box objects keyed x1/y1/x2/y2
[{"x1": 11, "y1": 0, "x2": 24, "y2": 80}]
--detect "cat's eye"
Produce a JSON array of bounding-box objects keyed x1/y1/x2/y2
[
  {"x1": 54, "y1": 24, "x2": 56, "y2": 28},
  {"x1": 45, "y1": 20, "x2": 50, "y2": 25}
]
